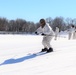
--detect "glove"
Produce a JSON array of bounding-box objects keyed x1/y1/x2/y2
[
  {"x1": 35, "y1": 32, "x2": 38, "y2": 35},
  {"x1": 41, "y1": 33, "x2": 46, "y2": 36}
]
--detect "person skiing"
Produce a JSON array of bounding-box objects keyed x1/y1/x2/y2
[
  {"x1": 35, "y1": 19, "x2": 55, "y2": 53},
  {"x1": 68, "y1": 25, "x2": 75, "y2": 40},
  {"x1": 54, "y1": 27, "x2": 59, "y2": 40},
  {"x1": 73, "y1": 26, "x2": 76, "y2": 39}
]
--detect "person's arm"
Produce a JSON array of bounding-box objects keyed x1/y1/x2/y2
[{"x1": 35, "y1": 27, "x2": 42, "y2": 35}]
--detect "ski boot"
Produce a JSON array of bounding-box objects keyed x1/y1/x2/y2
[
  {"x1": 41, "y1": 48, "x2": 48, "y2": 52},
  {"x1": 47, "y1": 47, "x2": 53, "y2": 53}
]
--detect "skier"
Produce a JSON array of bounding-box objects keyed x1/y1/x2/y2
[
  {"x1": 73, "y1": 26, "x2": 76, "y2": 39},
  {"x1": 54, "y1": 27, "x2": 59, "y2": 40},
  {"x1": 68, "y1": 25, "x2": 75, "y2": 40},
  {"x1": 35, "y1": 19, "x2": 55, "y2": 53}
]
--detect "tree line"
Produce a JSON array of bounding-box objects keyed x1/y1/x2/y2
[{"x1": 0, "y1": 17, "x2": 76, "y2": 34}]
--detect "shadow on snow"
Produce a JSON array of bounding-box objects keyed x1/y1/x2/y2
[{"x1": 0, "y1": 52, "x2": 46, "y2": 66}]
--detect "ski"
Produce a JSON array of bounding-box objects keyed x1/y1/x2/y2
[
  {"x1": 33, "y1": 51, "x2": 47, "y2": 55},
  {"x1": 28, "y1": 51, "x2": 53, "y2": 56}
]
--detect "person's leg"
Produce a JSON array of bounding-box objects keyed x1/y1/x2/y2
[
  {"x1": 45, "y1": 36, "x2": 53, "y2": 52},
  {"x1": 68, "y1": 33, "x2": 71, "y2": 40},
  {"x1": 41, "y1": 37, "x2": 48, "y2": 52},
  {"x1": 73, "y1": 32, "x2": 75, "y2": 39},
  {"x1": 74, "y1": 31, "x2": 76, "y2": 39},
  {"x1": 54, "y1": 33, "x2": 57, "y2": 40}
]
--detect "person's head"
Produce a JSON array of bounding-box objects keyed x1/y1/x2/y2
[
  {"x1": 39, "y1": 19, "x2": 46, "y2": 28},
  {"x1": 71, "y1": 24, "x2": 74, "y2": 28}
]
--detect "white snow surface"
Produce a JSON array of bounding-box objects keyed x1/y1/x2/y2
[{"x1": 0, "y1": 34, "x2": 76, "y2": 75}]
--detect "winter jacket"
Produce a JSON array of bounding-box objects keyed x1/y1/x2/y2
[
  {"x1": 36, "y1": 23, "x2": 54, "y2": 36},
  {"x1": 68, "y1": 27, "x2": 75, "y2": 33}
]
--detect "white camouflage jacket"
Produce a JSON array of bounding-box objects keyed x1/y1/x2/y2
[{"x1": 36, "y1": 23, "x2": 54, "y2": 36}]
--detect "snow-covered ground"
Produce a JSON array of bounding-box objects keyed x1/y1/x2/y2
[{"x1": 0, "y1": 34, "x2": 76, "y2": 75}]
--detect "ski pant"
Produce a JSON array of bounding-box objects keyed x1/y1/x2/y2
[
  {"x1": 68, "y1": 32, "x2": 76, "y2": 40},
  {"x1": 54, "y1": 32, "x2": 58, "y2": 40},
  {"x1": 42, "y1": 36, "x2": 53, "y2": 49},
  {"x1": 68, "y1": 33, "x2": 72, "y2": 40},
  {"x1": 73, "y1": 31, "x2": 76, "y2": 39}
]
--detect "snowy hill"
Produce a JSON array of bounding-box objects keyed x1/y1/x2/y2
[{"x1": 0, "y1": 34, "x2": 76, "y2": 75}]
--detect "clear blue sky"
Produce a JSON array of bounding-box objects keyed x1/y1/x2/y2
[{"x1": 0, "y1": 0, "x2": 76, "y2": 23}]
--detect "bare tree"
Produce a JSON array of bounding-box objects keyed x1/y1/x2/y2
[
  {"x1": 0, "y1": 18, "x2": 8, "y2": 31},
  {"x1": 52, "y1": 17, "x2": 65, "y2": 31},
  {"x1": 9, "y1": 20, "x2": 16, "y2": 31},
  {"x1": 65, "y1": 18, "x2": 73, "y2": 26},
  {"x1": 15, "y1": 19, "x2": 26, "y2": 32},
  {"x1": 46, "y1": 17, "x2": 53, "y2": 26}
]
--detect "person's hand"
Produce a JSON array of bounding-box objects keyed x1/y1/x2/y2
[
  {"x1": 35, "y1": 32, "x2": 38, "y2": 35},
  {"x1": 41, "y1": 33, "x2": 46, "y2": 36}
]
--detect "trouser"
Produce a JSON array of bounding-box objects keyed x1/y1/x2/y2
[
  {"x1": 73, "y1": 31, "x2": 76, "y2": 39},
  {"x1": 54, "y1": 33, "x2": 58, "y2": 40},
  {"x1": 42, "y1": 36, "x2": 53, "y2": 49},
  {"x1": 68, "y1": 33, "x2": 72, "y2": 40}
]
